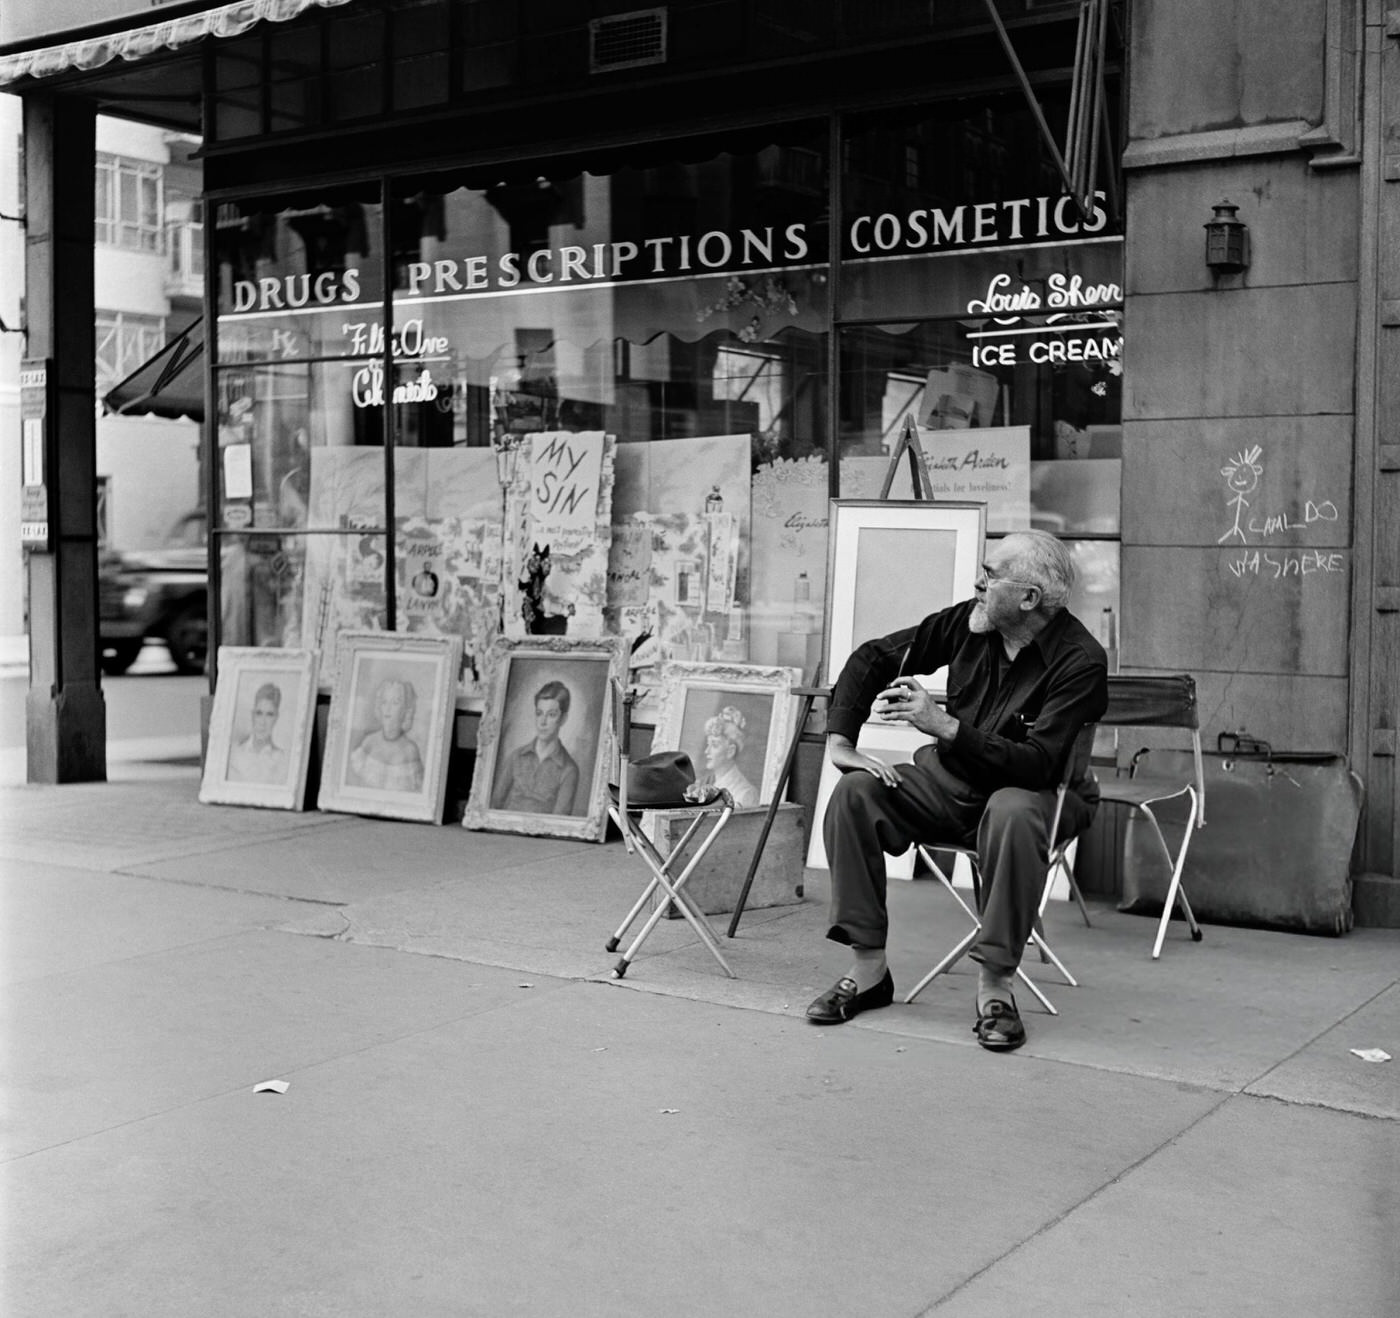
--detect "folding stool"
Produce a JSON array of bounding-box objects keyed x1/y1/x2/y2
[
  {"x1": 604, "y1": 680, "x2": 737, "y2": 980},
  {"x1": 903, "y1": 723, "x2": 1098, "y2": 1014},
  {"x1": 1098, "y1": 674, "x2": 1206, "y2": 958}
]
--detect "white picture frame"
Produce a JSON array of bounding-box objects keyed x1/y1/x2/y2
[
  {"x1": 650, "y1": 661, "x2": 802, "y2": 808},
  {"x1": 463, "y1": 636, "x2": 627, "y2": 842},
  {"x1": 805, "y1": 722, "x2": 928, "y2": 879},
  {"x1": 317, "y1": 631, "x2": 462, "y2": 824},
  {"x1": 200, "y1": 646, "x2": 320, "y2": 810},
  {"x1": 809, "y1": 498, "x2": 985, "y2": 876},
  {"x1": 823, "y1": 498, "x2": 986, "y2": 694}
]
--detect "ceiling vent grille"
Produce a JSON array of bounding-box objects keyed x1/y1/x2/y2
[{"x1": 589, "y1": 8, "x2": 668, "y2": 73}]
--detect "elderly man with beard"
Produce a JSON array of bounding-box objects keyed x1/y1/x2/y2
[{"x1": 806, "y1": 530, "x2": 1107, "y2": 1051}]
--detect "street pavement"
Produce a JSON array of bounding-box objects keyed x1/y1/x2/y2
[{"x1": 1, "y1": 742, "x2": 1397, "y2": 1316}]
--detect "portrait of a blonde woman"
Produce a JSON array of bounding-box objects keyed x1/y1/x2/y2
[
  {"x1": 697, "y1": 705, "x2": 759, "y2": 807},
  {"x1": 348, "y1": 677, "x2": 424, "y2": 792}
]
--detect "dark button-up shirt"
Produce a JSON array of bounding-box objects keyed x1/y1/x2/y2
[{"x1": 826, "y1": 598, "x2": 1108, "y2": 798}]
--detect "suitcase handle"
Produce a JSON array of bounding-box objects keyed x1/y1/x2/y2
[{"x1": 1218, "y1": 731, "x2": 1272, "y2": 758}]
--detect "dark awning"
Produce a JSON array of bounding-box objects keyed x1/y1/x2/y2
[{"x1": 102, "y1": 316, "x2": 205, "y2": 422}]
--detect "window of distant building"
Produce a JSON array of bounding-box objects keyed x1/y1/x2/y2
[
  {"x1": 95, "y1": 154, "x2": 165, "y2": 252},
  {"x1": 95, "y1": 311, "x2": 167, "y2": 390}
]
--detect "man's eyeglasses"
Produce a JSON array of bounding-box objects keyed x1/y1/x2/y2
[{"x1": 979, "y1": 563, "x2": 1040, "y2": 591}]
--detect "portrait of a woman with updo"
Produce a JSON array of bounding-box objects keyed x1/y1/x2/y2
[{"x1": 697, "y1": 705, "x2": 759, "y2": 808}]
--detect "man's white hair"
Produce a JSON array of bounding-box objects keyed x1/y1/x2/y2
[{"x1": 1004, "y1": 530, "x2": 1075, "y2": 613}]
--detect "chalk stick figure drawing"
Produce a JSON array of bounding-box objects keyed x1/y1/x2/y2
[{"x1": 1218, "y1": 444, "x2": 1263, "y2": 544}]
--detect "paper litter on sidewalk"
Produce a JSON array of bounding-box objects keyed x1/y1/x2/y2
[
  {"x1": 1348, "y1": 1048, "x2": 1391, "y2": 1063},
  {"x1": 253, "y1": 1079, "x2": 291, "y2": 1093}
]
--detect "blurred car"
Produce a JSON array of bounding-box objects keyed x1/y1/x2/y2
[{"x1": 98, "y1": 511, "x2": 208, "y2": 675}]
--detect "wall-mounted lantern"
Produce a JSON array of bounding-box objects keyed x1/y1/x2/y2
[{"x1": 1204, "y1": 200, "x2": 1249, "y2": 275}]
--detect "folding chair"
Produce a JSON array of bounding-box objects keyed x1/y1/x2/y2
[
  {"x1": 1098, "y1": 673, "x2": 1206, "y2": 959},
  {"x1": 604, "y1": 680, "x2": 738, "y2": 980},
  {"x1": 904, "y1": 722, "x2": 1098, "y2": 1014}
]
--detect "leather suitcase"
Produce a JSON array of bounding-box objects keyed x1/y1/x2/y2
[{"x1": 1118, "y1": 735, "x2": 1364, "y2": 936}]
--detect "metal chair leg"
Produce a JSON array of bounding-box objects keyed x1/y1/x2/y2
[
  {"x1": 1175, "y1": 882, "x2": 1204, "y2": 943},
  {"x1": 1013, "y1": 963, "x2": 1057, "y2": 1015},
  {"x1": 903, "y1": 926, "x2": 979, "y2": 1004},
  {"x1": 1146, "y1": 793, "x2": 1201, "y2": 959},
  {"x1": 1028, "y1": 928, "x2": 1077, "y2": 987},
  {"x1": 613, "y1": 868, "x2": 736, "y2": 979},
  {"x1": 904, "y1": 906, "x2": 1059, "y2": 1013},
  {"x1": 909, "y1": 844, "x2": 1064, "y2": 1011},
  {"x1": 1064, "y1": 863, "x2": 1093, "y2": 927}
]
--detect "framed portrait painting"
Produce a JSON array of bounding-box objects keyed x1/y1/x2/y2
[
  {"x1": 200, "y1": 646, "x2": 320, "y2": 810},
  {"x1": 464, "y1": 636, "x2": 627, "y2": 842},
  {"x1": 318, "y1": 631, "x2": 462, "y2": 824},
  {"x1": 650, "y1": 662, "x2": 802, "y2": 809}
]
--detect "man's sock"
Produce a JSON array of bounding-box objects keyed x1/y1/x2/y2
[
  {"x1": 977, "y1": 966, "x2": 1015, "y2": 1014},
  {"x1": 844, "y1": 945, "x2": 888, "y2": 993}
]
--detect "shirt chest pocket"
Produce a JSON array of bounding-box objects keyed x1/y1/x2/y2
[{"x1": 1002, "y1": 708, "x2": 1040, "y2": 742}]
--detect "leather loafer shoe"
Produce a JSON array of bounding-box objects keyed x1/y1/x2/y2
[
  {"x1": 974, "y1": 996, "x2": 1026, "y2": 1052},
  {"x1": 806, "y1": 968, "x2": 895, "y2": 1024}
]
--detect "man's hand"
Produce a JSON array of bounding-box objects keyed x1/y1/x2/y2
[
  {"x1": 874, "y1": 677, "x2": 958, "y2": 741},
  {"x1": 827, "y1": 738, "x2": 902, "y2": 788}
]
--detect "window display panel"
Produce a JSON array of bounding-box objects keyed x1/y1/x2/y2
[{"x1": 385, "y1": 135, "x2": 832, "y2": 687}]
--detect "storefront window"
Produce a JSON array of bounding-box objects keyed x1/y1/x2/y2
[
  {"x1": 207, "y1": 95, "x2": 1125, "y2": 692},
  {"x1": 212, "y1": 195, "x2": 387, "y2": 650}
]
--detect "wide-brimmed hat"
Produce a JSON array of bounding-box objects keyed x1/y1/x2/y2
[{"x1": 622, "y1": 750, "x2": 696, "y2": 807}]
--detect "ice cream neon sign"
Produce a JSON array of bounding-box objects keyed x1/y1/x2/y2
[{"x1": 964, "y1": 272, "x2": 1123, "y2": 368}]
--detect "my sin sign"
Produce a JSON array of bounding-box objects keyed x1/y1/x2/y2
[{"x1": 530, "y1": 433, "x2": 605, "y2": 535}]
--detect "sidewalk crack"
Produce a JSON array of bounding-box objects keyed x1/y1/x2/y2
[
  {"x1": 915, "y1": 1089, "x2": 1234, "y2": 1316},
  {"x1": 1240, "y1": 975, "x2": 1400, "y2": 1110}
]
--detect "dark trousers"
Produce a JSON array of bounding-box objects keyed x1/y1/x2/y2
[{"x1": 822, "y1": 747, "x2": 1095, "y2": 974}]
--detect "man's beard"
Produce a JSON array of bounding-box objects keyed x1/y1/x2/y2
[{"x1": 968, "y1": 601, "x2": 994, "y2": 634}]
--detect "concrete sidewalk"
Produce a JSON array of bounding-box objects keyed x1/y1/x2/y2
[{"x1": 2, "y1": 766, "x2": 1397, "y2": 1317}]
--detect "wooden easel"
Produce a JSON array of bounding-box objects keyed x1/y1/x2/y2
[
  {"x1": 726, "y1": 413, "x2": 935, "y2": 936},
  {"x1": 879, "y1": 412, "x2": 937, "y2": 501}
]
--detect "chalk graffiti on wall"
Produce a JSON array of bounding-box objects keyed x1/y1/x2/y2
[{"x1": 1216, "y1": 445, "x2": 1344, "y2": 581}]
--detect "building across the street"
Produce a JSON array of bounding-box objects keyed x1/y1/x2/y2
[{"x1": 2, "y1": 2, "x2": 1395, "y2": 913}]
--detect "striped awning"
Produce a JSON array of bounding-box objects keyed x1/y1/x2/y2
[{"x1": 0, "y1": 0, "x2": 353, "y2": 86}]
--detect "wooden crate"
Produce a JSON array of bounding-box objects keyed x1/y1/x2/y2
[{"x1": 647, "y1": 802, "x2": 807, "y2": 918}]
